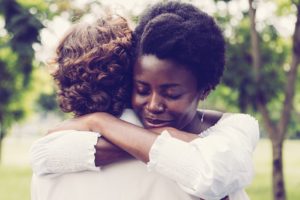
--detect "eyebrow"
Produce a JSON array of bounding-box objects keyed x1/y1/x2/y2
[{"x1": 134, "y1": 80, "x2": 181, "y2": 88}]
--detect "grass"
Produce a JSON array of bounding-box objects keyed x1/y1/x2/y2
[
  {"x1": 0, "y1": 165, "x2": 31, "y2": 200},
  {"x1": 0, "y1": 137, "x2": 33, "y2": 200},
  {"x1": 246, "y1": 139, "x2": 300, "y2": 200},
  {"x1": 0, "y1": 138, "x2": 299, "y2": 200}
]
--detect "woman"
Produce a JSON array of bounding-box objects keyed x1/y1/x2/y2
[
  {"x1": 31, "y1": 2, "x2": 259, "y2": 200},
  {"x1": 31, "y1": 13, "x2": 202, "y2": 200}
]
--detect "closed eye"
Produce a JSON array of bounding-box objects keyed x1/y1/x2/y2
[
  {"x1": 164, "y1": 93, "x2": 182, "y2": 100},
  {"x1": 136, "y1": 88, "x2": 150, "y2": 96},
  {"x1": 134, "y1": 83, "x2": 150, "y2": 96}
]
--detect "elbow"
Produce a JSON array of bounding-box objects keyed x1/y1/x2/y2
[
  {"x1": 183, "y1": 161, "x2": 253, "y2": 199},
  {"x1": 190, "y1": 172, "x2": 231, "y2": 200},
  {"x1": 181, "y1": 174, "x2": 230, "y2": 200}
]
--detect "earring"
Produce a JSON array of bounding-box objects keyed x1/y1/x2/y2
[{"x1": 200, "y1": 101, "x2": 205, "y2": 123}]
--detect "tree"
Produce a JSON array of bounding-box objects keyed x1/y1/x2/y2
[
  {"x1": 0, "y1": 0, "x2": 43, "y2": 162},
  {"x1": 247, "y1": 1, "x2": 300, "y2": 199},
  {"x1": 209, "y1": 0, "x2": 300, "y2": 199},
  {"x1": 218, "y1": 0, "x2": 299, "y2": 199},
  {"x1": 0, "y1": 0, "x2": 106, "y2": 162}
]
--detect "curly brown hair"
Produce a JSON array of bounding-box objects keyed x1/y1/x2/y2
[{"x1": 52, "y1": 17, "x2": 133, "y2": 117}]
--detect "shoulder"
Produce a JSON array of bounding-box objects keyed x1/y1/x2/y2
[
  {"x1": 200, "y1": 110, "x2": 259, "y2": 149},
  {"x1": 218, "y1": 112, "x2": 259, "y2": 134},
  {"x1": 218, "y1": 113, "x2": 260, "y2": 149},
  {"x1": 199, "y1": 109, "x2": 223, "y2": 128},
  {"x1": 199, "y1": 110, "x2": 259, "y2": 130},
  {"x1": 220, "y1": 113, "x2": 258, "y2": 127}
]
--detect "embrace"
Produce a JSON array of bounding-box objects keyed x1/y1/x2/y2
[{"x1": 30, "y1": 2, "x2": 259, "y2": 200}]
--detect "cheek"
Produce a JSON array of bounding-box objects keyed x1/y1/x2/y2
[
  {"x1": 175, "y1": 95, "x2": 199, "y2": 112},
  {"x1": 174, "y1": 103, "x2": 197, "y2": 118},
  {"x1": 170, "y1": 97, "x2": 199, "y2": 125}
]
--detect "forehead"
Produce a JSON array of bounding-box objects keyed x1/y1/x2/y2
[{"x1": 134, "y1": 55, "x2": 197, "y2": 86}]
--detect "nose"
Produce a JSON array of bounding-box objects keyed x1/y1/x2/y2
[{"x1": 146, "y1": 93, "x2": 165, "y2": 114}]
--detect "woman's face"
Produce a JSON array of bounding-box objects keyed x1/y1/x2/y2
[{"x1": 132, "y1": 54, "x2": 202, "y2": 131}]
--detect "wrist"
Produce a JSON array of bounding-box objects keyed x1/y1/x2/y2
[
  {"x1": 88, "y1": 112, "x2": 115, "y2": 133},
  {"x1": 87, "y1": 112, "x2": 106, "y2": 133}
]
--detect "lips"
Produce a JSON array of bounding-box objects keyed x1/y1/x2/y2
[{"x1": 143, "y1": 117, "x2": 173, "y2": 128}]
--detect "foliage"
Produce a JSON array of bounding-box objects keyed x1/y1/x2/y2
[
  {"x1": 0, "y1": 48, "x2": 24, "y2": 132},
  {"x1": 223, "y1": 19, "x2": 288, "y2": 112},
  {"x1": 212, "y1": 1, "x2": 300, "y2": 139},
  {"x1": 0, "y1": 0, "x2": 44, "y2": 156},
  {"x1": 1, "y1": 0, "x2": 43, "y2": 85}
]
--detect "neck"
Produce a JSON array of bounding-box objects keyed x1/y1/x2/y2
[{"x1": 182, "y1": 112, "x2": 203, "y2": 134}]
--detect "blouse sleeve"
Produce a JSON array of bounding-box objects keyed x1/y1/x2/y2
[
  {"x1": 30, "y1": 109, "x2": 142, "y2": 176},
  {"x1": 30, "y1": 130, "x2": 100, "y2": 176},
  {"x1": 147, "y1": 114, "x2": 259, "y2": 200}
]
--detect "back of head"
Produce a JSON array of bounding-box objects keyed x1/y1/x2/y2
[
  {"x1": 134, "y1": 2, "x2": 225, "y2": 95},
  {"x1": 53, "y1": 17, "x2": 133, "y2": 116}
]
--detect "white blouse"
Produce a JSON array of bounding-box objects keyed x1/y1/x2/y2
[{"x1": 30, "y1": 109, "x2": 259, "y2": 200}]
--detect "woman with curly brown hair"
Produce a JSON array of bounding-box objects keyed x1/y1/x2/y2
[
  {"x1": 31, "y1": 16, "x2": 198, "y2": 200},
  {"x1": 53, "y1": 17, "x2": 132, "y2": 117},
  {"x1": 31, "y1": 2, "x2": 259, "y2": 200}
]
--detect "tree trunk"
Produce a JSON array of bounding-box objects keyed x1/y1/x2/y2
[
  {"x1": 272, "y1": 140, "x2": 286, "y2": 200},
  {"x1": 248, "y1": 0, "x2": 261, "y2": 79},
  {"x1": 248, "y1": 1, "x2": 300, "y2": 200},
  {"x1": 0, "y1": 138, "x2": 2, "y2": 164},
  {"x1": 0, "y1": 124, "x2": 2, "y2": 164}
]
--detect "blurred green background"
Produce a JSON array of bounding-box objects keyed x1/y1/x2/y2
[{"x1": 0, "y1": 0, "x2": 299, "y2": 200}]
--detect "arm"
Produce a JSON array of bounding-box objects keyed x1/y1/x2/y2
[
  {"x1": 30, "y1": 109, "x2": 139, "y2": 175},
  {"x1": 30, "y1": 130, "x2": 101, "y2": 176},
  {"x1": 32, "y1": 111, "x2": 259, "y2": 199},
  {"x1": 30, "y1": 130, "x2": 134, "y2": 176},
  {"x1": 86, "y1": 112, "x2": 259, "y2": 199},
  {"x1": 151, "y1": 114, "x2": 259, "y2": 199}
]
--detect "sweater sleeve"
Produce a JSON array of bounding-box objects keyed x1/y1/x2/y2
[
  {"x1": 147, "y1": 114, "x2": 259, "y2": 200},
  {"x1": 30, "y1": 130, "x2": 100, "y2": 176}
]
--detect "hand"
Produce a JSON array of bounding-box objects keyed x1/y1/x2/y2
[{"x1": 47, "y1": 114, "x2": 94, "y2": 135}]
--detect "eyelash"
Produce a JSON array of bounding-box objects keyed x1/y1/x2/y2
[
  {"x1": 136, "y1": 88, "x2": 182, "y2": 100},
  {"x1": 165, "y1": 94, "x2": 182, "y2": 100},
  {"x1": 136, "y1": 87, "x2": 150, "y2": 96}
]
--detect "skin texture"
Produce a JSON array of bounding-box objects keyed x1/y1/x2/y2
[{"x1": 132, "y1": 55, "x2": 203, "y2": 133}]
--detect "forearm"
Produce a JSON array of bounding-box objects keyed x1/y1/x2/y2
[
  {"x1": 94, "y1": 124, "x2": 197, "y2": 166},
  {"x1": 88, "y1": 114, "x2": 200, "y2": 163},
  {"x1": 87, "y1": 113, "x2": 258, "y2": 199},
  {"x1": 87, "y1": 114, "x2": 237, "y2": 199},
  {"x1": 94, "y1": 137, "x2": 132, "y2": 166},
  {"x1": 90, "y1": 113, "x2": 158, "y2": 163}
]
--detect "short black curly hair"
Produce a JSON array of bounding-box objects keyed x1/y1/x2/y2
[
  {"x1": 134, "y1": 2, "x2": 225, "y2": 95},
  {"x1": 52, "y1": 17, "x2": 133, "y2": 117}
]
